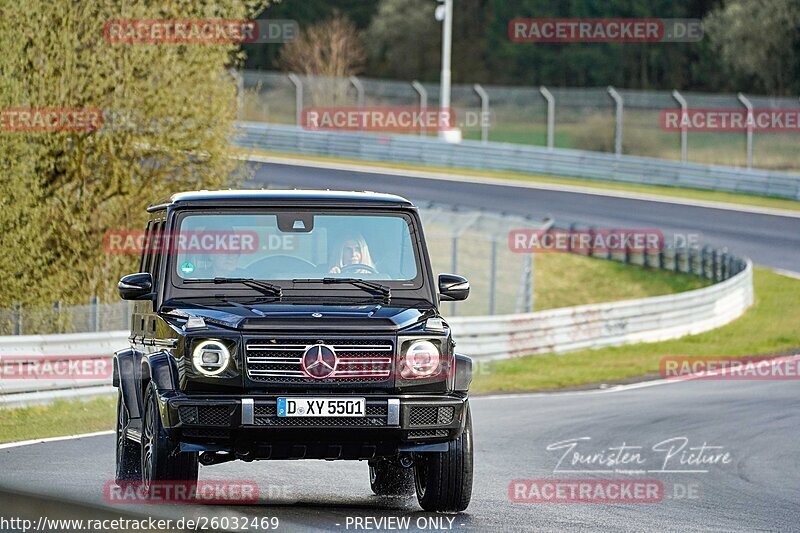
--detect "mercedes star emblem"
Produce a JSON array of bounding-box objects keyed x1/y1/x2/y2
[{"x1": 301, "y1": 344, "x2": 337, "y2": 379}]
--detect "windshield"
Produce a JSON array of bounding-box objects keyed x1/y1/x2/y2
[{"x1": 172, "y1": 211, "x2": 419, "y2": 283}]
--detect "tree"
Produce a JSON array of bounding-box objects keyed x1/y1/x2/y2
[
  {"x1": 705, "y1": 0, "x2": 800, "y2": 95},
  {"x1": 0, "y1": 0, "x2": 268, "y2": 307},
  {"x1": 278, "y1": 14, "x2": 366, "y2": 78},
  {"x1": 365, "y1": 0, "x2": 442, "y2": 81},
  {"x1": 278, "y1": 15, "x2": 366, "y2": 106}
]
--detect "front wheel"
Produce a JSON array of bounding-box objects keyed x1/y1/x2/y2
[
  {"x1": 141, "y1": 383, "x2": 198, "y2": 493},
  {"x1": 414, "y1": 404, "x2": 473, "y2": 512},
  {"x1": 369, "y1": 459, "x2": 415, "y2": 496}
]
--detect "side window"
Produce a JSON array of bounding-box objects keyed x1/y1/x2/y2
[
  {"x1": 139, "y1": 221, "x2": 153, "y2": 273},
  {"x1": 148, "y1": 220, "x2": 164, "y2": 281}
]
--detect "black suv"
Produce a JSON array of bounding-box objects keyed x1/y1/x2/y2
[{"x1": 113, "y1": 190, "x2": 474, "y2": 512}]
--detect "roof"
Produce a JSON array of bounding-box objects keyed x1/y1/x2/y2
[{"x1": 148, "y1": 189, "x2": 414, "y2": 212}]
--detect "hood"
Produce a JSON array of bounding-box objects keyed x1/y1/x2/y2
[{"x1": 164, "y1": 301, "x2": 434, "y2": 332}]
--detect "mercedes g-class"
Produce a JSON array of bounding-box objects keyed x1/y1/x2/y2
[{"x1": 113, "y1": 190, "x2": 473, "y2": 512}]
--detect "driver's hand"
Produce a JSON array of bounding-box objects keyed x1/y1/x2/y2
[{"x1": 329, "y1": 266, "x2": 341, "y2": 274}]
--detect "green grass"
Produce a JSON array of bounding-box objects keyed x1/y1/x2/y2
[
  {"x1": 534, "y1": 254, "x2": 709, "y2": 310},
  {"x1": 239, "y1": 148, "x2": 800, "y2": 213},
  {"x1": 0, "y1": 396, "x2": 116, "y2": 444},
  {"x1": 473, "y1": 268, "x2": 800, "y2": 393}
]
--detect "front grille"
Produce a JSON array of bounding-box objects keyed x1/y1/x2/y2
[
  {"x1": 409, "y1": 407, "x2": 438, "y2": 426},
  {"x1": 252, "y1": 399, "x2": 389, "y2": 427},
  {"x1": 408, "y1": 430, "x2": 448, "y2": 439},
  {"x1": 178, "y1": 405, "x2": 233, "y2": 426},
  {"x1": 245, "y1": 338, "x2": 394, "y2": 385},
  {"x1": 408, "y1": 406, "x2": 455, "y2": 427}
]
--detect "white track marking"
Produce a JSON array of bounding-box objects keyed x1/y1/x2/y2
[
  {"x1": 243, "y1": 153, "x2": 800, "y2": 219},
  {"x1": 2, "y1": 355, "x2": 796, "y2": 448},
  {"x1": 773, "y1": 268, "x2": 800, "y2": 280},
  {"x1": 0, "y1": 430, "x2": 114, "y2": 450}
]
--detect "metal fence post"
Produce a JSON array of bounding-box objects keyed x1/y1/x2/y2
[
  {"x1": 737, "y1": 93, "x2": 754, "y2": 169},
  {"x1": 672, "y1": 90, "x2": 688, "y2": 163},
  {"x1": 13, "y1": 301, "x2": 21, "y2": 335},
  {"x1": 349, "y1": 76, "x2": 365, "y2": 109},
  {"x1": 540, "y1": 86, "x2": 555, "y2": 150},
  {"x1": 488, "y1": 238, "x2": 497, "y2": 315},
  {"x1": 607, "y1": 86, "x2": 623, "y2": 157},
  {"x1": 90, "y1": 295, "x2": 100, "y2": 332},
  {"x1": 523, "y1": 254, "x2": 533, "y2": 313},
  {"x1": 288, "y1": 73, "x2": 303, "y2": 126},
  {"x1": 411, "y1": 81, "x2": 428, "y2": 136},
  {"x1": 473, "y1": 83, "x2": 490, "y2": 144},
  {"x1": 53, "y1": 301, "x2": 62, "y2": 334}
]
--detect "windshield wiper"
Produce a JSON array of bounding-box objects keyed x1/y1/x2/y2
[
  {"x1": 184, "y1": 277, "x2": 282, "y2": 298},
  {"x1": 292, "y1": 277, "x2": 391, "y2": 300}
]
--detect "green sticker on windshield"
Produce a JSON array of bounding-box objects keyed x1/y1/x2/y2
[{"x1": 180, "y1": 262, "x2": 195, "y2": 274}]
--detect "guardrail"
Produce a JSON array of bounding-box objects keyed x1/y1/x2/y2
[
  {"x1": 234, "y1": 123, "x2": 800, "y2": 200},
  {"x1": 0, "y1": 255, "x2": 752, "y2": 405},
  {"x1": 451, "y1": 260, "x2": 752, "y2": 359}
]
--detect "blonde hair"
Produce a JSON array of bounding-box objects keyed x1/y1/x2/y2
[{"x1": 337, "y1": 235, "x2": 374, "y2": 268}]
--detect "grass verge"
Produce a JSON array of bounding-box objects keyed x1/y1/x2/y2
[
  {"x1": 238, "y1": 149, "x2": 800, "y2": 213},
  {"x1": 534, "y1": 254, "x2": 709, "y2": 310},
  {"x1": 0, "y1": 396, "x2": 115, "y2": 444},
  {"x1": 473, "y1": 268, "x2": 800, "y2": 393}
]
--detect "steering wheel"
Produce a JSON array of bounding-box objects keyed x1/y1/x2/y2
[{"x1": 339, "y1": 263, "x2": 378, "y2": 275}]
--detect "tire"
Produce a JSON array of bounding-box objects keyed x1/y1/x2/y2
[
  {"x1": 414, "y1": 403, "x2": 473, "y2": 512},
  {"x1": 369, "y1": 459, "x2": 415, "y2": 496},
  {"x1": 141, "y1": 382, "x2": 198, "y2": 493},
  {"x1": 115, "y1": 391, "x2": 141, "y2": 483}
]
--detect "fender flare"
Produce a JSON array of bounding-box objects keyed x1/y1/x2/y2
[
  {"x1": 454, "y1": 353, "x2": 473, "y2": 392},
  {"x1": 113, "y1": 348, "x2": 143, "y2": 420},
  {"x1": 141, "y1": 351, "x2": 180, "y2": 395}
]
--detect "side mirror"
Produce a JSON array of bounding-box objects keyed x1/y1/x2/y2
[
  {"x1": 118, "y1": 273, "x2": 153, "y2": 300},
  {"x1": 438, "y1": 274, "x2": 470, "y2": 301}
]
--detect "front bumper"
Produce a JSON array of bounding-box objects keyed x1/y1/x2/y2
[{"x1": 161, "y1": 393, "x2": 468, "y2": 459}]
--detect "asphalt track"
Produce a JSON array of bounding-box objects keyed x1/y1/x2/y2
[
  {"x1": 247, "y1": 160, "x2": 800, "y2": 271},
  {"x1": 1, "y1": 162, "x2": 799, "y2": 531},
  {"x1": 1, "y1": 378, "x2": 798, "y2": 531}
]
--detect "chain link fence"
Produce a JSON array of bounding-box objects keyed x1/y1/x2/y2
[
  {"x1": 0, "y1": 202, "x2": 744, "y2": 335},
  {"x1": 240, "y1": 70, "x2": 800, "y2": 172}
]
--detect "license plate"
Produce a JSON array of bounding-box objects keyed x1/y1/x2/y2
[{"x1": 277, "y1": 397, "x2": 366, "y2": 417}]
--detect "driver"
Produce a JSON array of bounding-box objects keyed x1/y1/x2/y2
[{"x1": 329, "y1": 235, "x2": 376, "y2": 274}]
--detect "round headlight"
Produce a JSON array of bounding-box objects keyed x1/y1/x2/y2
[
  {"x1": 402, "y1": 340, "x2": 441, "y2": 378},
  {"x1": 192, "y1": 340, "x2": 230, "y2": 376}
]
